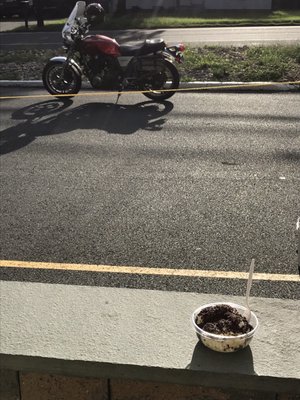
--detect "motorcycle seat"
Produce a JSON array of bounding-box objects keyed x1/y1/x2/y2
[{"x1": 120, "y1": 38, "x2": 165, "y2": 56}]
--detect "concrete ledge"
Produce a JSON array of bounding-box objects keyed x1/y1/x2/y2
[
  {"x1": 0, "y1": 80, "x2": 299, "y2": 92},
  {"x1": 0, "y1": 281, "x2": 300, "y2": 396}
]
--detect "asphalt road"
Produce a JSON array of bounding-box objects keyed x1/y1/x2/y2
[
  {"x1": 1, "y1": 26, "x2": 300, "y2": 49},
  {"x1": 0, "y1": 88, "x2": 299, "y2": 299}
]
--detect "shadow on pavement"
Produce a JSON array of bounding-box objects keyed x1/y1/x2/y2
[
  {"x1": 0, "y1": 98, "x2": 174, "y2": 155},
  {"x1": 187, "y1": 341, "x2": 256, "y2": 376}
]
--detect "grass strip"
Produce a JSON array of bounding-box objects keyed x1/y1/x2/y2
[
  {"x1": 180, "y1": 44, "x2": 300, "y2": 82},
  {"x1": 0, "y1": 45, "x2": 299, "y2": 83},
  {"x1": 101, "y1": 10, "x2": 300, "y2": 30},
  {"x1": 10, "y1": 10, "x2": 300, "y2": 32}
]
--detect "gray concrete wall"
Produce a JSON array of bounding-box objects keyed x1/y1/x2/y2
[
  {"x1": 204, "y1": 0, "x2": 272, "y2": 9},
  {"x1": 114, "y1": 0, "x2": 272, "y2": 11}
]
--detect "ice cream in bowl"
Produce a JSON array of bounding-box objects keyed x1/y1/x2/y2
[{"x1": 192, "y1": 302, "x2": 259, "y2": 353}]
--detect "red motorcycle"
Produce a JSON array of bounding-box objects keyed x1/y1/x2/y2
[{"x1": 43, "y1": 1, "x2": 185, "y2": 101}]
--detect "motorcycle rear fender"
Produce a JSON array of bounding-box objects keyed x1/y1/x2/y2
[{"x1": 49, "y1": 56, "x2": 82, "y2": 76}]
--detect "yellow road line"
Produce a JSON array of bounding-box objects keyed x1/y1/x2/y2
[
  {"x1": 0, "y1": 260, "x2": 299, "y2": 282},
  {"x1": 0, "y1": 81, "x2": 299, "y2": 100}
]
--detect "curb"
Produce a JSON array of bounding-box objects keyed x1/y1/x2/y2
[
  {"x1": 182, "y1": 81, "x2": 300, "y2": 92},
  {"x1": 0, "y1": 80, "x2": 299, "y2": 92}
]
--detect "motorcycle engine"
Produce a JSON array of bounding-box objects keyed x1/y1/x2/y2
[{"x1": 87, "y1": 55, "x2": 120, "y2": 90}]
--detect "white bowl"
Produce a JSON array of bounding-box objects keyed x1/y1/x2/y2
[{"x1": 192, "y1": 302, "x2": 259, "y2": 353}]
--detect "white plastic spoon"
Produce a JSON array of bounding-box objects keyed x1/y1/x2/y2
[{"x1": 243, "y1": 258, "x2": 255, "y2": 322}]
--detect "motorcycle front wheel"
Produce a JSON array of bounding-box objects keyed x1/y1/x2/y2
[
  {"x1": 42, "y1": 61, "x2": 82, "y2": 98},
  {"x1": 142, "y1": 60, "x2": 180, "y2": 101}
]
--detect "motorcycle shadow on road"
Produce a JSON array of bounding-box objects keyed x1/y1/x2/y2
[{"x1": 0, "y1": 98, "x2": 174, "y2": 155}]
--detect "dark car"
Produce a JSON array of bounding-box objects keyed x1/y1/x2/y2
[
  {"x1": 0, "y1": 0, "x2": 109, "y2": 19},
  {"x1": 41, "y1": 1, "x2": 111, "y2": 17},
  {"x1": 41, "y1": 0, "x2": 77, "y2": 17},
  {"x1": 0, "y1": 0, "x2": 23, "y2": 17},
  {"x1": 0, "y1": 0, "x2": 76, "y2": 18}
]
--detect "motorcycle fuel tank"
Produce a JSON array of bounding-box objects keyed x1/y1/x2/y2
[{"x1": 81, "y1": 35, "x2": 121, "y2": 57}]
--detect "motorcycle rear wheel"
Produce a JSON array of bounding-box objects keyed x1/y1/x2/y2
[
  {"x1": 43, "y1": 61, "x2": 81, "y2": 98},
  {"x1": 142, "y1": 60, "x2": 180, "y2": 101}
]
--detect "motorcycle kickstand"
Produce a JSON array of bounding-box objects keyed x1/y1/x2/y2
[
  {"x1": 116, "y1": 91, "x2": 122, "y2": 104},
  {"x1": 116, "y1": 82, "x2": 124, "y2": 104}
]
